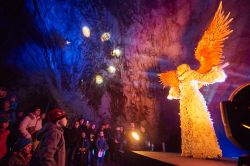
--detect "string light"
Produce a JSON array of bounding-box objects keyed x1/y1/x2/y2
[
  {"x1": 112, "y1": 48, "x2": 122, "y2": 57},
  {"x1": 107, "y1": 65, "x2": 116, "y2": 74},
  {"x1": 82, "y1": 26, "x2": 90, "y2": 38},
  {"x1": 95, "y1": 75, "x2": 103, "y2": 84},
  {"x1": 101, "y1": 32, "x2": 111, "y2": 42}
]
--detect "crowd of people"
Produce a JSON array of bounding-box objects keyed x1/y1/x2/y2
[{"x1": 0, "y1": 87, "x2": 152, "y2": 166}]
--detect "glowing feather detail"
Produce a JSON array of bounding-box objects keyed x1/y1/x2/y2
[
  {"x1": 158, "y1": 70, "x2": 178, "y2": 88},
  {"x1": 195, "y1": 1, "x2": 233, "y2": 73}
]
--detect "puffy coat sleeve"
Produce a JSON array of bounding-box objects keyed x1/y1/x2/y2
[
  {"x1": 35, "y1": 118, "x2": 42, "y2": 131},
  {"x1": 38, "y1": 129, "x2": 59, "y2": 166},
  {"x1": 19, "y1": 116, "x2": 32, "y2": 139}
]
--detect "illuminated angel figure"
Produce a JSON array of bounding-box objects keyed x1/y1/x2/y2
[{"x1": 159, "y1": 2, "x2": 233, "y2": 158}]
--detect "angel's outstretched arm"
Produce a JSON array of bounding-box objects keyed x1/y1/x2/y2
[
  {"x1": 167, "y1": 86, "x2": 180, "y2": 100},
  {"x1": 158, "y1": 70, "x2": 180, "y2": 100},
  {"x1": 191, "y1": 67, "x2": 227, "y2": 85}
]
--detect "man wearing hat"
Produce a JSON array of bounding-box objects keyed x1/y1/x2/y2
[{"x1": 30, "y1": 108, "x2": 67, "y2": 166}]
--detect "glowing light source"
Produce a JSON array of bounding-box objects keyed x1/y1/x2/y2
[
  {"x1": 167, "y1": 95, "x2": 173, "y2": 100},
  {"x1": 101, "y1": 32, "x2": 111, "y2": 42},
  {"x1": 242, "y1": 123, "x2": 250, "y2": 130},
  {"x1": 66, "y1": 41, "x2": 71, "y2": 45},
  {"x1": 82, "y1": 26, "x2": 90, "y2": 38},
  {"x1": 131, "y1": 131, "x2": 140, "y2": 141},
  {"x1": 112, "y1": 48, "x2": 122, "y2": 57},
  {"x1": 95, "y1": 75, "x2": 103, "y2": 84},
  {"x1": 107, "y1": 65, "x2": 116, "y2": 74}
]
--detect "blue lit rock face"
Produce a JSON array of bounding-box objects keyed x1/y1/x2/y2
[
  {"x1": 1, "y1": 0, "x2": 249, "y2": 157},
  {"x1": 6, "y1": 0, "x2": 122, "y2": 118}
]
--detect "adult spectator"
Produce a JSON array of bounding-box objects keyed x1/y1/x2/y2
[
  {"x1": 90, "y1": 123, "x2": 97, "y2": 136},
  {"x1": 0, "y1": 100, "x2": 11, "y2": 120},
  {"x1": 74, "y1": 131, "x2": 90, "y2": 166},
  {"x1": 139, "y1": 125, "x2": 151, "y2": 151},
  {"x1": 30, "y1": 108, "x2": 67, "y2": 166},
  {"x1": 9, "y1": 95, "x2": 18, "y2": 111},
  {"x1": 96, "y1": 131, "x2": 108, "y2": 166},
  {"x1": 113, "y1": 126, "x2": 125, "y2": 166},
  {"x1": 79, "y1": 118, "x2": 87, "y2": 132},
  {"x1": 68, "y1": 120, "x2": 81, "y2": 166},
  {"x1": 7, "y1": 110, "x2": 24, "y2": 152},
  {"x1": 104, "y1": 123, "x2": 113, "y2": 163},
  {"x1": 9, "y1": 95, "x2": 18, "y2": 124},
  {"x1": 19, "y1": 107, "x2": 41, "y2": 140},
  {"x1": 84, "y1": 120, "x2": 91, "y2": 139},
  {"x1": 89, "y1": 132, "x2": 96, "y2": 166},
  {"x1": 0, "y1": 87, "x2": 7, "y2": 106},
  {"x1": 126, "y1": 122, "x2": 140, "y2": 150}
]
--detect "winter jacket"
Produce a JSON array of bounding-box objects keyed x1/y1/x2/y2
[
  {"x1": 69, "y1": 127, "x2": 81, "y2": 146},
  {"x1": 96, "y1": 137, "x2": 108, "y2": 151},
  {"x1": 19, "y1": 113, "x2": 41, "y2": 139},
  {"x1": 30, "y1": 122, "x2": 66, "y2": 166},
  {"x1": 0, "y1": 128, "x2": 10, "y2": 160},
  {"x1": 7, "y1": 152, "x2": 31, "y2": 166},
  {"x1": 75, "y1": 138, "x2": 90, "y2": 156}
]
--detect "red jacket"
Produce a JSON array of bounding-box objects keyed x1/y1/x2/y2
[{"x1": 0, "y1": 128, "x2": 10, "y2": 159}]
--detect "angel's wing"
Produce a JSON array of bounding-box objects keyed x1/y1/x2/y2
[
  {"x1": 158, "y1": 70, "x2": 179, "y2": 88},
  {"x1": 195, "y1": 1, "x2": 233, "y2": 73}
]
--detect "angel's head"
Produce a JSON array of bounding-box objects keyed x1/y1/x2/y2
[{"x1": 177, "y1": 64, "x2": 190, "y2": 77}]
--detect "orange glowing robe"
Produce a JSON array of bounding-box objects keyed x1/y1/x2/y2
[
  {"x1": 159, "y1": 2, "x2": 233, "y2": 158},
  {"x1": 168, "y1": 66, "x2": 226, "y2": 158}
]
